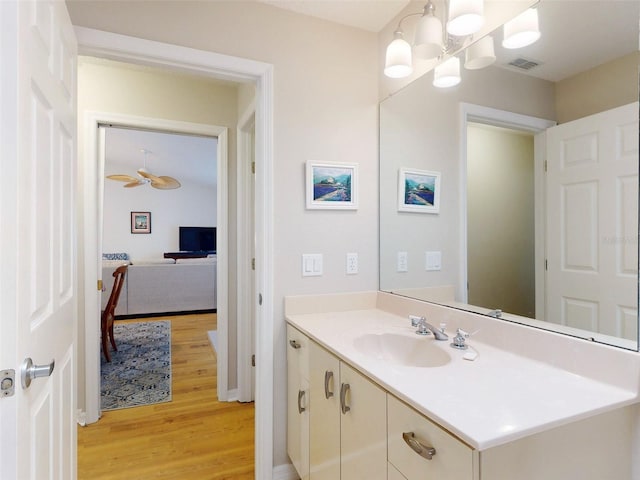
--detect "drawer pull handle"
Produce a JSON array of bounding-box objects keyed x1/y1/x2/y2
[
  {"x1": 402, "y1": 432, "x2": 436, "y2": 460},
  {"x1": 289, "y1": 339, "x2": 301, "y2": 349},
  {"x1": 324, "y1": 370, "x2": 334, "y2": 399},
  {"x1": 297, "y1": 390, "x2": 306, "y2": 414},
  {"x1": 340, "y1": 383, "x2": 351, "y2": 414}
]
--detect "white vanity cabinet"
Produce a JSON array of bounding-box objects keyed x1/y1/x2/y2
[
  {"x1": 308, "y1": 340, "x2": 387, "y2": 480},
  {"x1": 387, "y1": 395, "x2": 475, "y2": 480},
  {"x1": 286, "y1": 325, "x2": 310, "y2": 480}
]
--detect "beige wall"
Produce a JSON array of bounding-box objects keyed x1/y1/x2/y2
[
  {"x1": 76, "y1": 56, "x2": 240, "y2": 409},
  {"x1": 467, "y1": 124, "x2": 535, "y2": 317},
  {"x1": 67, "y1": 0, "x2": 379, "y2": 467},
  {"x1": 556, "y1": 52, "x2": 639, "y2": 124}
]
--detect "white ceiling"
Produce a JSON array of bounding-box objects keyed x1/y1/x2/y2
[
  {"x1": 104, "y1": 127, "x2": 217, "y2": 188},
  {"x1": 258, "y1": 0, "x2": 410, "y2": 32}
]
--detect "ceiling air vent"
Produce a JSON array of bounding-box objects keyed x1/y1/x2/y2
[{"x1": 507, "y1": 57, "x2": 541, "y2": 71}]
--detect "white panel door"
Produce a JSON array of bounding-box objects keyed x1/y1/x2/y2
[
  {"x1": 546, "y1": 103, "x2": 638, "y2": 340},
  {"x1": 0, "y1": 1, "x2": 77, "y2": 479}
]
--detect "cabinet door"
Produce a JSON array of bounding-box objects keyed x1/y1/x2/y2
[
  {"x1": 388, "y1": 395, "x2": 474, "y2": 480},
  {"x1": 340, "y1": 363, "x2": 387, "y2": 480},
  {"x1": 287, "y1": 326, "x2": 310, "y2": 480},
  {"x1": 309, "y1": 342, "x2": 341, "y2": 480}
]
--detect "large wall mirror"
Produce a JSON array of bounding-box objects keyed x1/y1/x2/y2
[{"x1": 380, "y1": 1, "x2": 640, "y2": 350}]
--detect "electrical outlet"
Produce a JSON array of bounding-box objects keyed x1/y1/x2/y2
[
  {"x1": 346, "y1": 253, "x2": 358, "y2": 275},
  {"x1": 397, "y1": 251, "x2": 408, "y2": 272}
]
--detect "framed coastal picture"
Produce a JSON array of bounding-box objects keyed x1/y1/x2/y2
[
  {"x1": 306, "y1": 161, "x2": 358, "y2": 210},
  {"x1": 398, "y1": 168, "x2": 441, "y2": 213},
  {"x1": 131, "y1": 211, "x2": 151, "y2": 234}
]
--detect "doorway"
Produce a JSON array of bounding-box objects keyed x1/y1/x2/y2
[{"x1": 77, "y1": 28, "x2": 274, "y2": 477}]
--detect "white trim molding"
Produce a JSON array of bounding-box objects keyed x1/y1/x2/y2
[{"x1": 75, "y1": 28, "x2": 275, "y2": 479}]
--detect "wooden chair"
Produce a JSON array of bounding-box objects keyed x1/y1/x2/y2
[{"x1": 101, "y1": 265, "x2": 128, "y2": 362}]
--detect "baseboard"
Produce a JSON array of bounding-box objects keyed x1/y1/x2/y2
[
  {"x1": 273, "y1": 463, "x2": 298, "y2": 480},
  {"x1": 225, "y1": 388, "x2": 239, "y2": 402}
]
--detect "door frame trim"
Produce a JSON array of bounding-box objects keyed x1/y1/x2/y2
[
  {"x1": 76, "y1": 27, "x2": 274, "y2": 478},
  {"x1": 237, "y1": 103, "x2": 256, "y2": 402}
]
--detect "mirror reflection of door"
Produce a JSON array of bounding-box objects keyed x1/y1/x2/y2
[{"x1": 466, "y1": 123, "x2": 535, "y2": 318}]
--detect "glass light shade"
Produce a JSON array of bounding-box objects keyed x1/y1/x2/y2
[
  {"x1": 414, "y1": 12, "x2": 443, "y2": 59},
  {"x1": 447, "y1": 0, "x2": 483, "y2": 37},
  {"x1": 464, "y1": 35, "x2": 495, "y2": 70},
  {"x1": 502, "y1": 8, "x2": 541, "y2": 49},
  {"x1": 384, "y1": 33, "x2": 413, "y2": 78},
  {"x1": 433, "y1": 56, "x2": 461, "y2": 88}
]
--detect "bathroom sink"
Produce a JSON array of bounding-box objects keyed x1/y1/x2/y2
[{"x1": 353, "y1": 333, "x2": 451, "y2": 367}]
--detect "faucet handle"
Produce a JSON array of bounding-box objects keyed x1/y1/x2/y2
[
  {"x1": 450, "y1": 328, "x2": 470, "y2": 350},
  {"x1": 409, "y1": 315, "x2": 424, "y2": 327}
]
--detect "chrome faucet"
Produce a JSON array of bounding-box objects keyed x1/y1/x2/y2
[{"x1": 409, "y1": 315, "x2": 449, "y2": 341}]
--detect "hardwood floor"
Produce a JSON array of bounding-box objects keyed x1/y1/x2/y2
[{"x1": 78, "y1": 313, "x2": 255, "y2": 479}]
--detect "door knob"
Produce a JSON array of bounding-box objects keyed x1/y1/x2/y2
[{"x1": 21, "y1": 358, "x2": 55, "y2": 389}]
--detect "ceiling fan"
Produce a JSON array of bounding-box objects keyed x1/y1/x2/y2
[{"x1": 107, "y1": 149, "x2": 181, "y2": 190}]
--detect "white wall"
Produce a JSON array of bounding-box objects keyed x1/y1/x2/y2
[
  {"x1": 102, "y1": 163, "x2": 217, "y2": 260},
  {"x1": 68, "y1": 0, "x2": 379, "y2": 468}
]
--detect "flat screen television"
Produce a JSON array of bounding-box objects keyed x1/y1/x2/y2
[{"x1": 179, "y1": 226, "x2": 216, "y2": 252}]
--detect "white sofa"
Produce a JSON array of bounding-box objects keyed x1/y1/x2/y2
[{"x1": 102, "y1": 257, "x2": 216, "y2": 316}]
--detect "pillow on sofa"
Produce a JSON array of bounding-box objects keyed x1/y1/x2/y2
[
  {"x1": 175, "y1": 257, "x2": 217, "y2": 264},
  {"x1": 102, "y1": 252, "x2": 129, "y2": 261},
  {"x1": 130, "y1": 257, "x2": 176, "y2": 265}
]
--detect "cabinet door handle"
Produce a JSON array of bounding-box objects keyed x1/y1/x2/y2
[
  {"x1": 340, "y1": 383, "x2": 351, "y2": 414},
  {"x1": 402, "y1": 432, "x2": 436, "y2": 460},
  {"x1": 289, "y1": 339, "x2": 301, "y2": 349},
  {"x1": 324, "y1": 370, "x2": 334, "y2": 399},
  {"x1": 297, "y1": 390, "x2": 306, "y2": 414}
]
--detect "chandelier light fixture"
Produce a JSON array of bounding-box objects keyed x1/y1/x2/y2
[{"x1": 383, "y1": 1, "x2": 541, "y2": 88}]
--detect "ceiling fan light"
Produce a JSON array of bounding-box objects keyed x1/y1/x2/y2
[
  {"x1": 384, "y1": 31, "x2": 413, "y2": 78},
  {"x1": 433, "y1": 56, "x2": 461, "y2": 88},
  {"x1": 447, "y1": 0, "x2": 483, "y2": 37},
  {"x1": 414, "y1": 2, "x2": 444, "y2": 60},
  {"x1": 464, "y1": 35, "x2": 495, "y2": 70},
  {"x1": 502, "y1": 8, "x2": 540, "y2": 49}
]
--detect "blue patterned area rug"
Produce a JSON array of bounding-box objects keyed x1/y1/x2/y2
[{"x1": 101, "y1": 320, "x2": 172, "y2": 411}]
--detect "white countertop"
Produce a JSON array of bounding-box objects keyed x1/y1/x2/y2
[{"x1": 286, "y1": 308, "x2": 638, "y2": 450}]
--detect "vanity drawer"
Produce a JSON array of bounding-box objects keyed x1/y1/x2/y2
[{"x1": 387, "y1": 395, "x2": 474, "y2": 480}]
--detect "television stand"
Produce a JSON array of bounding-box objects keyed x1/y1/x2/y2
[{"x1": 164, "y1": 251, "x2": 215, "y2": 260}]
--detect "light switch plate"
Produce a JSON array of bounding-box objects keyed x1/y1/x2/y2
[
  {"x1": 302, "y1": 254, "x2": 323, "y2": 276},
  {"x1": 425, "y1": 251, "x2": 442, "y2": 271}
]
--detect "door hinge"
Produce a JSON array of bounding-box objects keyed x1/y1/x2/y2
[
  {"x1": 1, "y1": 369, "x2": 16, "y2": 398},
  {"x1": 251, "y1": 355, "x2": 256, "y2": 367},
  {"x1": 545, "y1": 259, "x2": 548, "y2": 271},
  {"x1": 97, "y1": 279, "x2": 103, "y2": 291},
  {"x1": 251, "y1": 258, "x2": 256, "y2": 270},
  {"x1": 251, "y1": 162, "x2": 256, "y2": 174},
  {"x1": 544, "y1": 160, "x2": 548, "y2": 172}
]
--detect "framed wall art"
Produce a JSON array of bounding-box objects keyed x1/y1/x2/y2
[
  {"x1": 306, "y1": 161, "x2": 358, "y2": 210},
  {"x1": 398, "y1": 168, "x2": 441, "y2": 213},
  {"x1": 131, "y1": 211, "x2": 151, "y2": 234}
]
